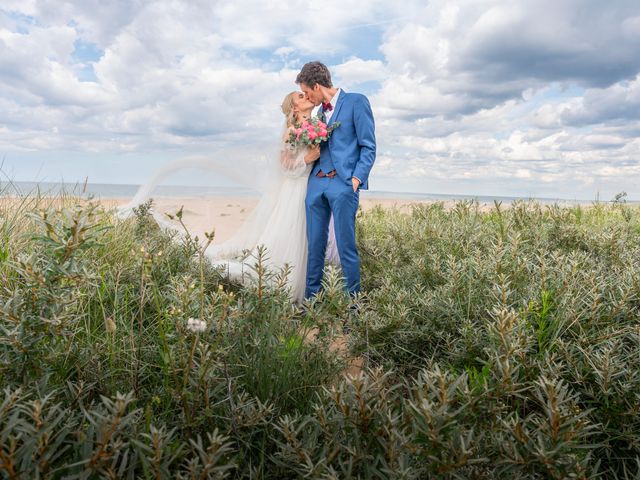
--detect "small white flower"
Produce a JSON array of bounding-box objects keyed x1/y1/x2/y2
[{"x1": 186, "y1": 318, "x2": 207, "y2": 333}]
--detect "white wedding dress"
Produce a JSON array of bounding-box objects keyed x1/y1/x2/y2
[
  {"x1": 206, "y1": 142, "x2": 312, "y2": 302},
  {"x1": 117, "y1": 138, "x2": 338, "y2": 303}
]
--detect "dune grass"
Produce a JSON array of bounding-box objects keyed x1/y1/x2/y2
[{"x1": 1, "y1": 192, "x2": 639, "y2": 478}]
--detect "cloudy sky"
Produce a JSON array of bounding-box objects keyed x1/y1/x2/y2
[{"x1": 1, "y1": 0, "x2": 639, "y2": 199}]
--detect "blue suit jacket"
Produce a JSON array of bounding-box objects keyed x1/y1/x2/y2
[{"x1": 314, "y1": 90, "x2": 376, "y2": 190}]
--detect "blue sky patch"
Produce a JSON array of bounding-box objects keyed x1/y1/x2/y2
[
  {"x1": 72, "y1": 39, "x2": 104, "y2": 63},
  {"x1": 2, "y1": 8, "x2": 37, "y2": 34}
]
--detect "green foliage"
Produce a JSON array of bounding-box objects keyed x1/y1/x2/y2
[
  {"x1": 356, "y1": 199, "x2": 640, "y2": 478},
  {"x1": 1, "y1": 195, "x2": 639, "y2": 478}
]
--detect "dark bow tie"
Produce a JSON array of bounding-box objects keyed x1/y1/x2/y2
[{"x1": 322, "y1": 102, "x2": 333, "y2": 112}]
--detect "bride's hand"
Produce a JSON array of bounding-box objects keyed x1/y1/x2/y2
[{"x1": 304, "y1": 145, "x2": 321, "y2": 164}]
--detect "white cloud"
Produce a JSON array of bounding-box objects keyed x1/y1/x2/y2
[
  {"x1": 1, "y1": 0, "x2": 640, "y2": 199},
  {"x1": 333, "y1": 58, "x2": 387, "y2": 87},
  {"x1": 556, "y1": 75, "x2": 640, "y2": 126}
]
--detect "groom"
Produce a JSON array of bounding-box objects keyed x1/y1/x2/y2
[{"x1": 296, "y1": 61, "x2": 376, "y2": 299}]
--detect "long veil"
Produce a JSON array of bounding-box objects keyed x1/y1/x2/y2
[
  {"x1": 117, "y1": 142, "x2": 281, "y2": 242},
  {"x1": 116, "y1": 124, "x2": 340, "y2": 299}
]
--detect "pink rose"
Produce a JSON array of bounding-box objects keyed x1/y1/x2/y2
[
  {"x1": 319, "y1": 128, "x2": 327, "y2": 137},
  {"x1": 308, "y1": 130, "x2": 318, "y2": 140}
]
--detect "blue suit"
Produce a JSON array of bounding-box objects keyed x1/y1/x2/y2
[{"x1": 305, "y1": 90, "x2": 376, "y2": 298}]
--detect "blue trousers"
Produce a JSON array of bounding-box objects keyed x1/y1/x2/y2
[{"x1": 305, "y1": 174, "x2": 360, "y2": 298}]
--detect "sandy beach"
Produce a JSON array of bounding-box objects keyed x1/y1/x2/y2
[
  {"x1": 2, "y1": 193, "x2": 593, "y2": 245},
  {"x1": 100, "y1": 196, "x2": 436, "y2": 243}
]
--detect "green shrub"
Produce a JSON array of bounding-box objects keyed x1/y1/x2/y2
[{"x1": 1, "y1": 196, "x2": 639, "y2": 478}]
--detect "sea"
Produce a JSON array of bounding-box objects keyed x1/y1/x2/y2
[{"x1": 0, "y1": 180, "x2": 594, "y2": 205}]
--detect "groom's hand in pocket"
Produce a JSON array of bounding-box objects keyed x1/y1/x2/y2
[{"x1": 351, "y1": 177, "x2": 361, "y2": 192}]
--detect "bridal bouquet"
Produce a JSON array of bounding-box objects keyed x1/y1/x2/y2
[{"x1": 287, "y1": 117, "x2": 340, "y2": 148}]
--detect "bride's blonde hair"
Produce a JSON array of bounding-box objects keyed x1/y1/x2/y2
[{"x1": 281, "y1": 91, "x2": 298, "y2": 128}]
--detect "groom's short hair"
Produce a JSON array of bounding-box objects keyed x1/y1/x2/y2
[{"x1": 296, "y1": 61, "x2": 333, "y2": 88}]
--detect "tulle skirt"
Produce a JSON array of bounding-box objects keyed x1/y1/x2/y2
[{"x1": 206, "y1": 175, "x2": 309, "y2": 302}]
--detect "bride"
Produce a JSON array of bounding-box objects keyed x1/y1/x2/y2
[
  {"x1": 118, "y1": 91, "x2": 337, "y2": 302},
  {"x1": 205, "y1": 91, "x2": 322, "y2": 301}
]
